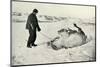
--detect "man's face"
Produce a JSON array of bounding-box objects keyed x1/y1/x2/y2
[
  {"x1": 36, "y1": 13, "x2": 38, "y2": 15},
  {"x1": 33, "y1": 12, "x2": 38, "y2": 15}
]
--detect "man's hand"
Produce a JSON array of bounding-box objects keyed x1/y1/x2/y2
[{"x1": 38, "y1": 28, "x2": 41, "y2": 32}]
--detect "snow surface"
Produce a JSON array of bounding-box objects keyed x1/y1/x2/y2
[{"x1": 12, "y1": 19, "x2": 96, "y2": 65}]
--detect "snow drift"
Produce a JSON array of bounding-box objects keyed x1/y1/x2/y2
[{"x1": 12, "y1": 18, "x2": 96, "y2": 65}]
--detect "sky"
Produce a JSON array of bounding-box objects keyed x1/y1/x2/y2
[{"x1": 12, "y1": 1, "x2": 95, "y2": 19}]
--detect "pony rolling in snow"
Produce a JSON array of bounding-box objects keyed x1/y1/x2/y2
[{"x1": 48, "y1": 23, "x2": 87, "y2": 50}]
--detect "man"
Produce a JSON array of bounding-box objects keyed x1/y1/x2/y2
[{"x1": 26, "y1": 9, "x2": 41, "y2": 48}]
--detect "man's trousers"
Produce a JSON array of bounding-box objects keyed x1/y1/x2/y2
[{"x1": 27, "y1": 29, "x2": 36, "y2": 47}]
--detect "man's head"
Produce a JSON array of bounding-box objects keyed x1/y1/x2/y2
[{"x1": 33, "y1": 9, "x2": 38, "y2": 14}]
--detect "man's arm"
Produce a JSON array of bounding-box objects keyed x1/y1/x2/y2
[
  {"x1": 37, "y1": 22, "x2": 41, "y2": 31},
  {"x1": 35, "y1": 16, "x2": 41, "y2": 31},
  {"x1": 26, "y1": 14, "x2": 35, "y2": 30}
]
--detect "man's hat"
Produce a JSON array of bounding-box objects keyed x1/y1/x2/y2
[{"x1": 33, "y1": 9, "x2": 38, "y2": 13}]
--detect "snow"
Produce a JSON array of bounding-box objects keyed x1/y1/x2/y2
[{"x1": 12, "y1": 19, "x2": 95, "y2": 65}]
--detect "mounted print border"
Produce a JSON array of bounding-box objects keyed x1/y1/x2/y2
[{"x1": 10, "y1": 0, "x2": 96, "y2": 67}]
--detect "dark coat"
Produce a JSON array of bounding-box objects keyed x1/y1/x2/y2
[{"x1": 26, "y1": 13, "x2": 40, "y2": 31}]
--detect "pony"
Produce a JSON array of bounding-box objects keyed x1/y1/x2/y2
[{"x1": 47, "y1": 23, "x2": 87, "y2": 50}]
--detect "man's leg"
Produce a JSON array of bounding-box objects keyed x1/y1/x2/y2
[
  {"x1": 27, "y1": 36, "x2": 32, "y2": 48},
  {"x1": 32, "y1": 30, "x2": 37, "y2": 46},
  {"x1": 27, "y1": 29, "x2": 33, "y2": 48}
]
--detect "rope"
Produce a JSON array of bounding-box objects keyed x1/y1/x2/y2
[
  {"x1": 39, "y1": 32, "x2": 53, "y2": 40},
  {"x1": 25, "y1": 32, "x2": 53, "y2": 45}
]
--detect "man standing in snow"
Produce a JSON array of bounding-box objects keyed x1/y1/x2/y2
[{"x1": 26, "y1": 9, "x2": 41, "y2": 48}]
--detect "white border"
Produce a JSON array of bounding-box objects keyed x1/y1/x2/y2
[{"x1": 0, "y1": 0, "x2": 100, "y2": 67}]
